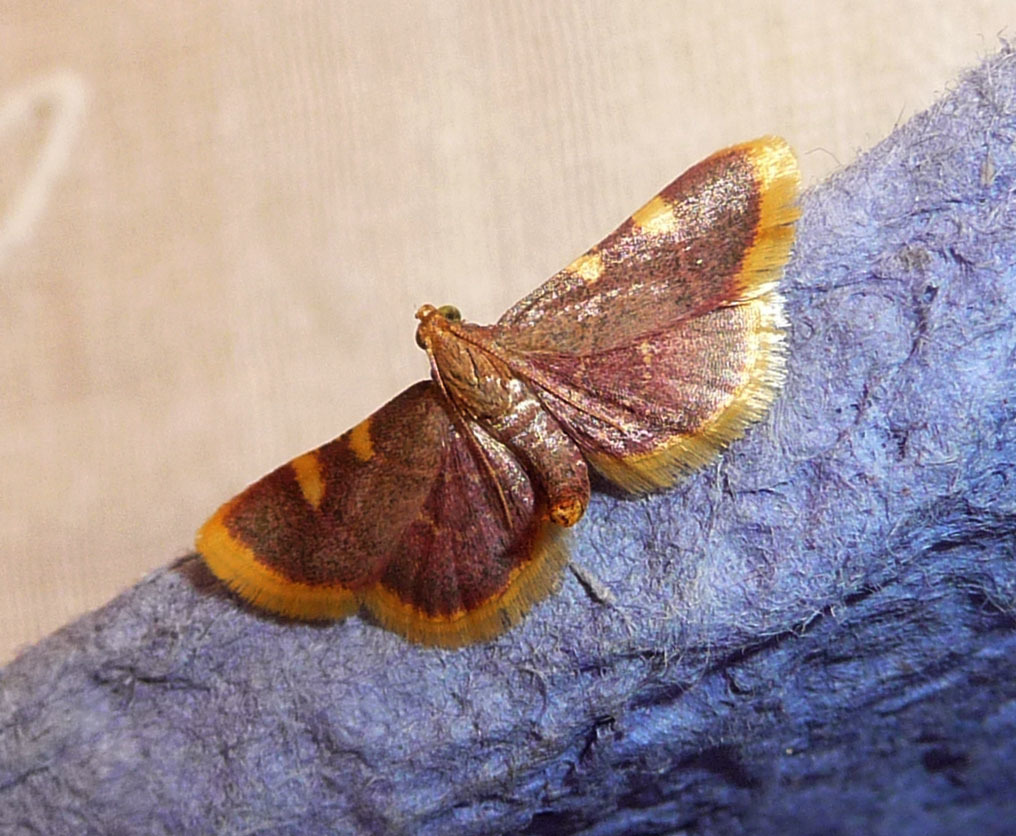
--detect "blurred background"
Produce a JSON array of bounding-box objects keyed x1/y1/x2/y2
[{"x1": 1, "y1": 2, "x2": 1011, "y2": 663}]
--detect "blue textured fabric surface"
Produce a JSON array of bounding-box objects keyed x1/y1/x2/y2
[{"x1": 2, "y1": 48, "x2": 1016, "y2": 836}]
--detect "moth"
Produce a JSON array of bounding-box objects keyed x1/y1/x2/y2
[{"x1": 197, "y1": 137, "x2": 799, "y2": 646}]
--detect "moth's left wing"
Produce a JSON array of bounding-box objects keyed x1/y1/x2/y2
[
  {"x1": 362, "y1": 418, "x2": 569, "y2": 646},
  {"x1": 197, "y1": 382, "x2": 451, "y2": 624},
  {"x1": 196, "y1": 381, "x2": 568, "y2": 646}
]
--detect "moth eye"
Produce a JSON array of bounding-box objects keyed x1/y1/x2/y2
[
  {"x1": 415, "y1": 328, "x2": 427, "y2": 349},
  {"x1": 437, "y1": 304, "x2": 462, "y2": 321}
]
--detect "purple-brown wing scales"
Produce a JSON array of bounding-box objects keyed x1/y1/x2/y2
[
  {"x1": 362, "y1": 424, "x2": 568, "y2": 646},
  {"x1": 497, "y1": 137, "x2": 798, "y2": 355},
  {"x1": 506, "y1": 300, "x2": 785, "y2": 492},
  {"x1": 495, "y1": 137, "x2": 798, "y2": 491},
  {"x1": 197, "y1": 381, "x2": 567, "y2": 646}
]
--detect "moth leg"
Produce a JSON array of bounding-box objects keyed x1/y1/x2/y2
[{"x1": 485, "y1": 379, "x2": 590, "y2": 527}]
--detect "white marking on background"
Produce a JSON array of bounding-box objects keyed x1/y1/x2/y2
[{"x1": 0, "y1": 71, "x2": 89, "y2": 266}]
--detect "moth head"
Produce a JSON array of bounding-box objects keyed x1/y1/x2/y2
[{"x1": 415, "y1": 304, "x2": 462, "y2": 349}]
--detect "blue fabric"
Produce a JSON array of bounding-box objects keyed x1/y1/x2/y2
[{"x1": 2, "y1": 47, "x2": 1015, "y2": 836}]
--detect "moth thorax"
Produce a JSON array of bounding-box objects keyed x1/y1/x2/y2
[{"x1": 447, "y1": 351, "x2": 511, "y2": 420}]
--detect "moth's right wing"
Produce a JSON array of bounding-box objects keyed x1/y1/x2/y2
[
  {"x1": 498, "y1": 137, "x2": 798, "y2": 355},
  {"x1": 494, "y1": 138, "x2": 798, "y2": 491}
]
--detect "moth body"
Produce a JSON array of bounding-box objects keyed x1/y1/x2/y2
[
  {"x1": 197, "y1": 136, "x2": 800, "y2": 646},
  {"x1": 415, "y1": 304, "x2": 590, "y2": 527}
]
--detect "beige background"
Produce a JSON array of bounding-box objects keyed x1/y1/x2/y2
[{"x1": 1, "y1": 2, "x2": 1010, "y2": 663}]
